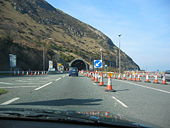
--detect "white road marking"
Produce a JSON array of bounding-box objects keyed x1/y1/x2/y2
[
  {"x1": 0, "y1": 82, "x2": 13, "y2": 85},
  {"x1": 1, "y1": 97, "x2": 20, "y2": 105},
  {"x1": 112, "y1": 96, "x2": 128, "y2": 108},
  {"x1": 16, "y1": 80, "x2": 28, "y2": 82},
  {"x1": 34, "y1": 82, "x2": 53, "y2": 91},
  {"x1": 116, "y1": 80, "x2": 170, "y2": 94},
  {"x1": 16, "y1": 82, "x2": 46, "y2": 84},
  {"x1": 55, "y1": 78, "x2": 61, "y2": 81},
  {"x1": 0, "y1": 86, "x2": 37, "y2": 88}
]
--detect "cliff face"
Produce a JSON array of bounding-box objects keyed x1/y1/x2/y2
[{"x1": 0, "y1": 0, "x2": 140, "y2": 71}]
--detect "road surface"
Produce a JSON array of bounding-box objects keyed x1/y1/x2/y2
[{"x1": 0, "y1": 73, "x2": 170, "y2": 128}]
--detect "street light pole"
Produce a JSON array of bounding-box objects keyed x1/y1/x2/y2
[
  {"x1": 42, "y1": 38, "x2": 53, "y2": 71},
  {"x1": 100, "y1": 48, "x2": 103, "y2": 61},
  {"x1": 118, "y1": 34, "x2": 121, "y2": 73},
  {"x1": 43, "y1": 46, "x2": 45, "y2": 71},
  {"x1": 100, "y1": 48, "x2": 103, "y2": 70}
]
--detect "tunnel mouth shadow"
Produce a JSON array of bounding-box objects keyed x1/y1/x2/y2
[{"x1": 12, "y1": 98, "x2": 103, "y2": 106}]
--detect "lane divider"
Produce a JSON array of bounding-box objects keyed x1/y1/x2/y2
[
  {"x1": 1, "y1": 97, "x2": 20, "y2": 105},
  {"x1": 34, "y1": 82, "x2": 53, "y2": 91},
  {"x1": 112, "y1": 96, "x2": 128, "y2": 108}
]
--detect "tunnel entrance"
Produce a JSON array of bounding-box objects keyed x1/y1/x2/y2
[{"x1": 70, "y1": 59, "x2": 88, "y2": 70}]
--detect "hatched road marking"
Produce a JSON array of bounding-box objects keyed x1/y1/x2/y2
[
  {"x1": 0, "y1": 86, "x2": 37, "y2": 88},
  {"x1": 34, "y1": 82, "x2": 53, "y2": 91},
  {"x1": 112, "y1": 96, "x2": 128, "y2": 108},
  {"x1": 1, "y1": 97, "x2": 20, "y2": 105},
  {"x1": 116, "y1": 80, "x2": 170, "y2": 94},
  {"x1": 0, "y1": 82, "x2": 13, "y2": 85}
]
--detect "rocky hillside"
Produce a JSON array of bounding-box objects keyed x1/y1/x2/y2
[{"x1": 0, "y1": 0, "x2": 140, "y2": 71}]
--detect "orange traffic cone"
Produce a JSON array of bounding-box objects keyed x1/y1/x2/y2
[
  {"x1": 94, "y1": 73, "x2": 99, "y2": 83},
  {"x1": 133, "y1": 74, "x2": 136, "y2": 81},
  {"x1": 99, "y1": 73, "x2": 104, "y2": 86},
  {"x1": 136, "y1": 74, "x2": 141, "y2": 82},
  {"x1": 91, "y1": 72, "x2": 95, "y2": 81},
  {"x1": 34, "y1": 71, "x2": 37, "y2": 75},
  {"x1": 118, "y1": 74, "x2": 121, "y2": 80},
  {"x1": 30, "y1": 71, "x2": 33, "y2": 76},
  {"x1": 123, "y1": 74, "x2": 126, "y2": 80},
  {"x1": 145, "y1": 75, "x2": 151, "y2": 83},
  {"x1": 153, "y1": 75, "x2": 159, "y2": 84},
  {"x1": 105, "y1": 112, "x2": 110, "y2": 118},
  {"x1": 22, "y1": 71, "x2": 24, "y2": 76},
  {"x1": 105, "y1": 76, "x2": 116, "y2": 92},
  {"x1": 113, "y1": 74, "x2": 116, "y2": 79},
  {"x1": 128, "y1": 74, "x2": 132, "y2": 81},
  {"x1": 88, "y1": 72, "x2": 91, "y2": 77},
  {"x1": 162, "y1": 76, "x2": 167, "y2": 85}
]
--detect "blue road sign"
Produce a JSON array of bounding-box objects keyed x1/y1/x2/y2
[{"x1": 94, "y1": 60, "x2": 103, "y2": 68}]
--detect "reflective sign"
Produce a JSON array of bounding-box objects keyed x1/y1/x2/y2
[
  {"x1": 94, "y1": 60, "x2": 103, "y2": 68},
  {"x1": 9, "y1": 54, "x2": 16, "y2": 68}
]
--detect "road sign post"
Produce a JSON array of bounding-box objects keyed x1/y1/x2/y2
[{"x1": 9, "y1": 54, "x2": 16, "y2": 71}]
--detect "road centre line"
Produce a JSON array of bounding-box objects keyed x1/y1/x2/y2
[
  {"x1": 115, "y1": 79, "x2": 170, "y2": 94},
  {"x1": 34, "y1": 82, "x2": 53, "y2": 91},
  {"x1": 0, "y1": 86, "x2": 37, "y2": 88},
  {"x1": 112, "y1": 96, "x2": 128, "y2": 108},
  {"x1": 1, "y1": 97, "x2": 20, "y2": 105},
  {"x1": 0, "y1": 82, "x2": 13, "y2": 85}
]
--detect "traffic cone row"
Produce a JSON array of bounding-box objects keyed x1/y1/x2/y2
[
  {"x1": 82, "y1": 71, "x2": 168, "y2": 86},
  {"x1": 13, "y1": 70, "x2": 47, "y2": 76}
]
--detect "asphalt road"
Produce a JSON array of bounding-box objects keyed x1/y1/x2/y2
[{"x1": 0, "y1": 73, "x2": 170, "y2": 128}]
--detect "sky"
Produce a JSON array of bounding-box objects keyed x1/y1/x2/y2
[{"x1": 46, "y1": 0, "x2": 170, "y2": 71}]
